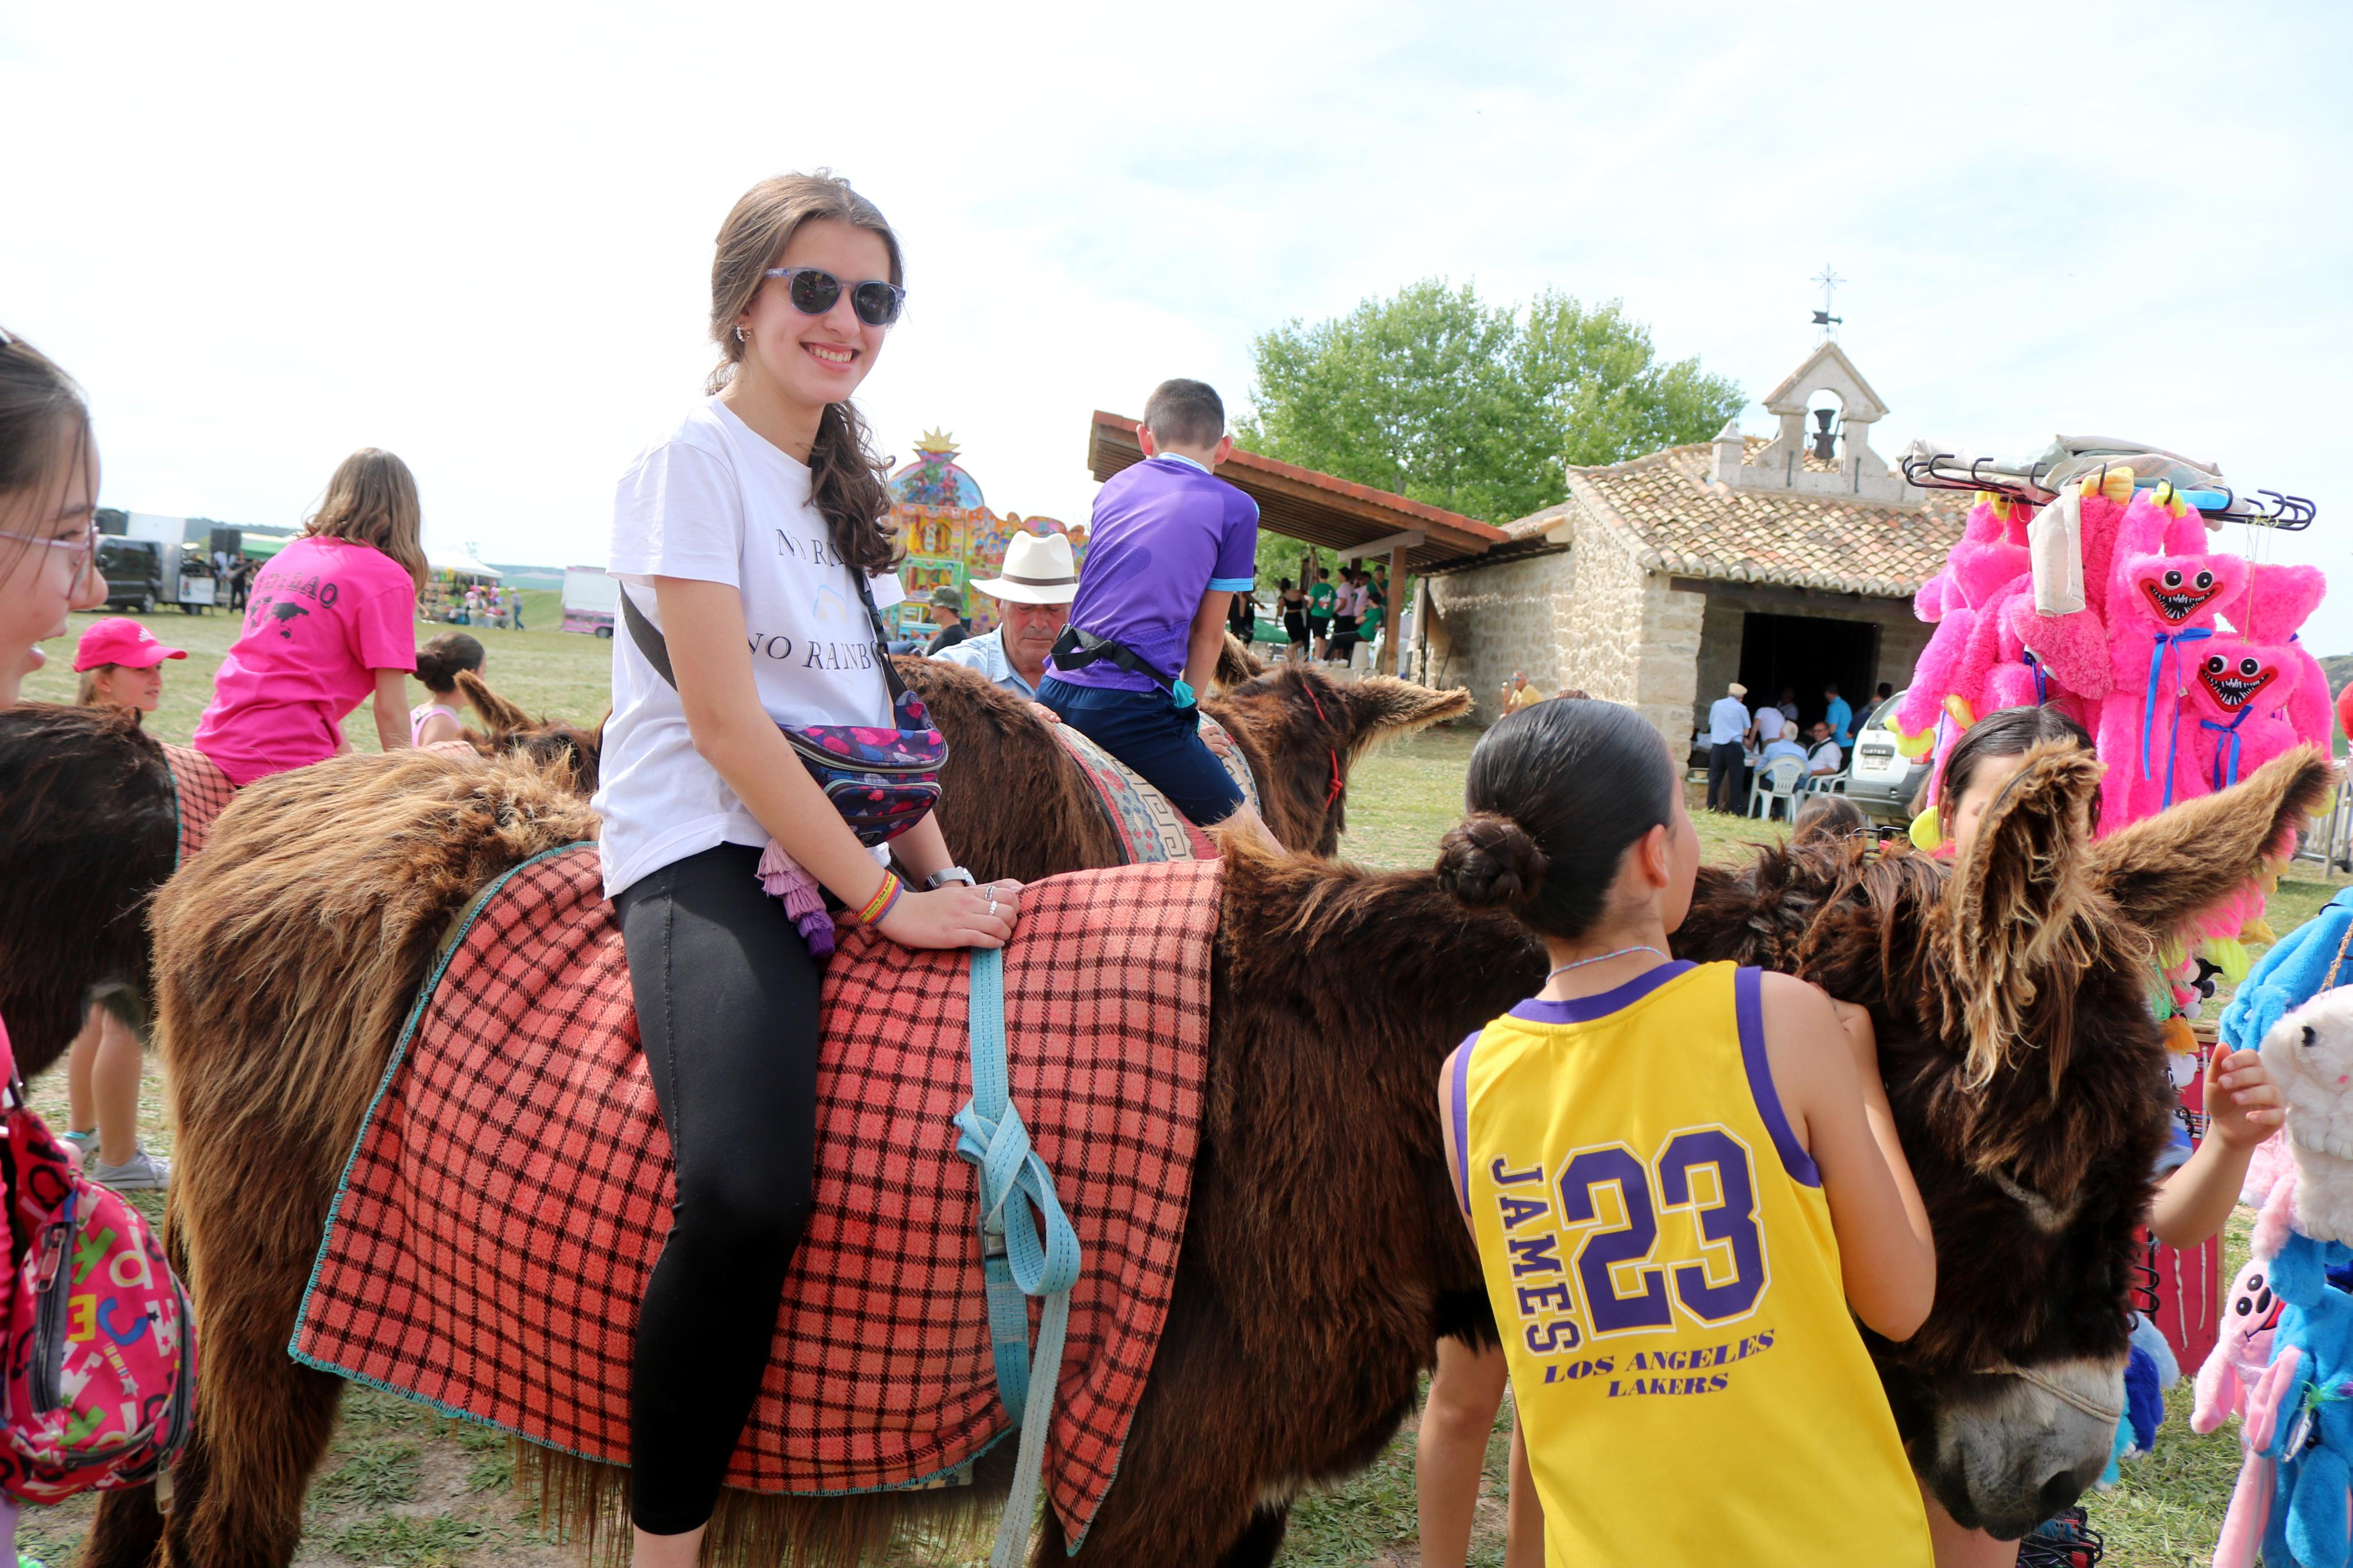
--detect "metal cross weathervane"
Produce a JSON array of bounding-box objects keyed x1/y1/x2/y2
[{"x1": 1812, "y1": 264, "x2": 1844, "y2": 339}]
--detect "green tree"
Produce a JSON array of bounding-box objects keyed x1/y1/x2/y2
[{"x1": 1235, "y1": 280, "x2": 1743, "y2": 527}]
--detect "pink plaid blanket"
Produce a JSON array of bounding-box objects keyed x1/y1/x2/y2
[{"x1": 293, "y1": 845, "x2": 1219, "y2": 1544}]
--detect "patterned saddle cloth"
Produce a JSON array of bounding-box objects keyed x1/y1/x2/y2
[
  {"x1": 293, "y1": 845, "x2": 1220, "y2": 1545},
  {"x1": 1049, "y1": 711, "x2": 1260, "y2": 862},
  {"x1": 161, "y1": 744, "x2": 235, "y2": 863}
]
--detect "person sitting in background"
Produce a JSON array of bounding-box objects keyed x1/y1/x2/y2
[
  {"x1": 1805, "y1": 719, "x2": 1843, "y2": 778},
  {"x1": 1760, "y1": 726, "x2": 1809, "y2": 771},
  {"x1": 73, "y1": 616, "x2": 182, "y2": 723},
  {"x1": 932, "y1": 531, "x2": 1076, "y2": 702},
  {"x1": 68, "y1": 617, "x2": 186, "y2": 1192},
  {"x1": 1502, "y1": 669, "x2": 1542, "y2": 716},
  {"x1": 922, "y1": 584, "x2": 970, "y2": 655},
  {"x1": 411, "y1": 630, "x2": 487, "y2": 745},
  {"x1": 1792, "y1": 791, "x2": 1869, "y2": 846}
]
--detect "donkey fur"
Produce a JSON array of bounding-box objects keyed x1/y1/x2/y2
[
  {"x1": 86, "y1": 749, "x2": 1539, "y2": 1568},
  {"x1": 0, "y1": 703, "x2": 176, "y2": 1075},
  {"x1": 908, "y1": 653, "x2": 1471, "y2": 883},
  {"x1": 1673, "y1": 744, "x2": 2336, "y2": 1531}
]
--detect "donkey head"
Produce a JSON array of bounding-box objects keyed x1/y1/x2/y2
[
  {"x1": 454, "y1": 669, "x2": 604, "y2": 796},
  {"x1": 1677, "y1": 742, "x2": 2335, "y2": 1538},
  {"x1": 1916, "y1": 744, "x2": 2332, "y2": 1535},
  {"x1": 1208, "y1": 668, "x2": 1471, "y2": 855}
]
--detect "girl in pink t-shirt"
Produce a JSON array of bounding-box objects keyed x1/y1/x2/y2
[{"x1": 193, "y1": 449, "x2": 427, "y2": 785}]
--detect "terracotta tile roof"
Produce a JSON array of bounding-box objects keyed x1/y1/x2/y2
[
  {"x1": 1085, "y1": 411, "x2": 1508, "y2": 570},
  {"x1": 1536, "y1": 438, "x2": 1971, "y2": 598}
]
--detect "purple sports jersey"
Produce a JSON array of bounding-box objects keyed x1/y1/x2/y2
[{"x1": 1047, "y1": 455, "x2": 1259, "y2": 693}]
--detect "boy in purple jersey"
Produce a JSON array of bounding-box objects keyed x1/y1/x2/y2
[{"x1": 1040, "y1": 379, "x2": 1275, "y2": 845}]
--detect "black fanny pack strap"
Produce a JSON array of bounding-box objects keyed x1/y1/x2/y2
[
  {"x1": 1048, "y1": 625, "x2": 1172, "y2": 692},
  {"x1": 620, "y1": 578, "x2": 909, "y2": 703}
]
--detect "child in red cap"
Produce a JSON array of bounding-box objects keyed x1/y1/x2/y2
[
  {"x1": 65, "y1": 616, "x2": 185, "y2": 1190},
  {"x1": 72, "y1": 616, "x2": 184, "y2": 724}
]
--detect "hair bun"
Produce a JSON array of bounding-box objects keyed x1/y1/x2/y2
[{"x1": 1436, "y1": 812, "x2": 1548, "y2": 909}]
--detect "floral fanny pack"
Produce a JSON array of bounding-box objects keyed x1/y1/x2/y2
[{"x1": 620, "y1": 576, "x2": 945, "y2": 847}]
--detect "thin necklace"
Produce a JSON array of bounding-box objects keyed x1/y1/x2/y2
[{"x1": 1546, "y1": 945, "x2": 1671, "y2": 982}]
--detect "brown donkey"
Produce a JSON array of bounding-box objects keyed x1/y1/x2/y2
[
  {"x1": 79, "y1": 742, "x2": 2327, "y2": 1564},
  {"x1": 1671, "y1": 742, "x2": 2336, "y2": 1535}
]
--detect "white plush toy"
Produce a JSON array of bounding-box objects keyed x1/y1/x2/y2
[{"x1": 2259, "y1": 988, "x2": 2353, "y2": 1245}]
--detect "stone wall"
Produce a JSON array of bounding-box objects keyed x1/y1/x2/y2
[
  {"x1": 1426, "y1": 503, "x2": 1704, "y2": 744},
  {"x1": 1427, "y1": 500, "x2": 1936, "y2": 758}
]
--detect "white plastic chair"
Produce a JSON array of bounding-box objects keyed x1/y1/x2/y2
[
  {"x1": 1748, "y1": 756, "x2": 1806, "y2": 820},
  {"x1": 1806, "y1": 765, "x2": 1851, "y2": 795}
]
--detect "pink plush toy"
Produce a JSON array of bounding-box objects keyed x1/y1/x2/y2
[
  {"x1": 2181, "y1": 638, "x2": 2302, "y2": 797},
  {"x1": 2092, "y1": 497, "x2": 2249, "y2": 834},
  {"x1": 1889, "y1": 499, "x2": 2027, "y2": 741},
  {"x1": 2229, "y1": 561, "x2": 2335, "y2": 756},
  {"x1": 2006, "y1": 483, "x2": 2138, "y2": 700},
  {"x1": 2202, "y1": 1175, "x2": 2304, "y2": 1568}
]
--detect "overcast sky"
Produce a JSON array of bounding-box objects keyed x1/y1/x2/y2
[{"x1": 6, "y1": 2, "x2": 2349, "y2": 647}]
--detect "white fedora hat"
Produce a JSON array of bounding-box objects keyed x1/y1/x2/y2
[{"x1": 971, "y1": 531, "x2": 1080, "y2": 605}]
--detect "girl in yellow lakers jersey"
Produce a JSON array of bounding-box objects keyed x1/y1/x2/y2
[{"x1": 1436, "y1": 698, "x2": 1937, "y2": 1566}]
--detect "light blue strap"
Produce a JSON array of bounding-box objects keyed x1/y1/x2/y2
[{"x1": 952, "y1": 945, "x2": 1082, "y2": 1568}]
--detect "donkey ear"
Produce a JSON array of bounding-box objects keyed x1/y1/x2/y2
[
  {"x1": 1336, "y1": 677, "x2": 1474, "y2": 755},
  {"x1": 1944, "y1": 742, "x2": 2109, "y2": 1084},
  {"x1": 453, "y1": 669, "x2": 531, "y2": 735},
  {"x1": 1215, "y1": 631, "x2": 1266, "y2": 691},
  {"x1": 2088, "y1": 747, "x2": 2337, "y2": 939}
]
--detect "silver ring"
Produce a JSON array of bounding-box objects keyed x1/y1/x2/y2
[{"x1": 987, "y1": 893, "x2": 999, "y2": 918}]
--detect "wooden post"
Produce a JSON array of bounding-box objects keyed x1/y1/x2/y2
[{"x1": 1387, "y1": 543, "x2": 1408, "y2": 677}]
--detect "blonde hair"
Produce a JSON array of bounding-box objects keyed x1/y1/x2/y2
[
  {"x1": 706, "y1": 172, "x2": 900, "y2": 575},
  {"x1": 75, "y1": 664, "x2": 141, "y2": 724},
  {"x1": 304, "y1": 449, "x2": 427, "y2": 591}
]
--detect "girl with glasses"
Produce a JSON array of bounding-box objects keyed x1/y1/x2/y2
[
  {"x1": 594, "y1": 172, "x2": 1014, "y2": 1568},
  {"x1": 0, "y1": 329, "x2": 109, "y2": 709}
]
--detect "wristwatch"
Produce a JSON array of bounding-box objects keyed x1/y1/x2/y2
[{"x1": 924, "y1": 867, "x2": 977, "y2": 890}]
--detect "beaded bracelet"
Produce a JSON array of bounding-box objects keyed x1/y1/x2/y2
[{"x1": 854, "y1": 871, "x2": 903, "y2": 927}]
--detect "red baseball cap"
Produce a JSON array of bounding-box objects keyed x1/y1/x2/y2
[{"x1": 73, "y1": 618, "x2": 188, "y2": 673}]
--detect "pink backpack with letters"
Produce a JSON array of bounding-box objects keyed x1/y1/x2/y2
[{"x1": 0, "y1": 1016, "x2": 194, "y2": 1512}]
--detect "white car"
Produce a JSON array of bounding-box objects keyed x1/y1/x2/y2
[{"x1": 1846, "y1": 691, "x2": 1931, "y2": 826}]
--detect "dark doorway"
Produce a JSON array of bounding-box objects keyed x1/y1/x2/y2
[{"x1": 1737, "y1": 614, "x2": 1879, "y2": 731}]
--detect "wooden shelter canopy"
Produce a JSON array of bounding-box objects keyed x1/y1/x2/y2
[{"x1": 1086, "y1": 411, "x2": 1507, "y2": 571}]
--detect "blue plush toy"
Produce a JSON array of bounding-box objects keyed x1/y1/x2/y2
[
  {"x1": 2224, "y1": 888, "x2": 2353, "y2": 1054},
  {"x1": 2261, "y1": 1229, "x2": 2353, "y2": 1568}
]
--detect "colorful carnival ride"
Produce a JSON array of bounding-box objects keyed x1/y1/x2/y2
[{"x1": 885, "y1": 429, "x2": 1086, "y2": 641}]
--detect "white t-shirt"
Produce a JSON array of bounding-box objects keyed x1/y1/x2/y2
[
  {"x1": 592, "y1": 397, "x2": 906, "y2": 898},
  {"x1": 1754, "y1": 705, "x2": 1784, "y2": 742},
  {"x1": 1809, "y1": 739, "x2": 1844, "y2": 774}
]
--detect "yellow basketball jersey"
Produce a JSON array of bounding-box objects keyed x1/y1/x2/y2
[{"x1": 1450, "y1": 961, "x2": 1929, "y2": 1566}]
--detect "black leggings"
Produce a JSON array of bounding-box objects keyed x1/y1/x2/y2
[{"x1": 614, "y1": 842, "x2": 822, "y2": 1535}]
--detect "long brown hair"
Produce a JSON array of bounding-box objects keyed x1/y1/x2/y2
[
  {"x1": 0, "y1": 327, "x2": 94, "y2": 580},
  {"x1": 304, "y1": 449, "x2": 427, "y2": 592},
  {"x1": 707, "y1": 172, "x2": 900, "y2": 575}
]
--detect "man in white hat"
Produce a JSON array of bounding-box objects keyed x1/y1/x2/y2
[
  {"x1": 931, "y1": 530, "x2": 1080, "y2": 702},
  {"x1": 1705, "y1": 680, "x2": 1753, "y2": 815}
]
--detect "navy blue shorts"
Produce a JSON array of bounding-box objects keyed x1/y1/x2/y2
[{"x1": 1037, "y1": 677, "x2": 1247, "y2": 828}]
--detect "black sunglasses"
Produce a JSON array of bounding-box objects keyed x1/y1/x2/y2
[{"x1": 762, "y1": 266, "x2": 906, "y2": 327}]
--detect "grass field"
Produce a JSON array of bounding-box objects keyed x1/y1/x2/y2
[{"x1": 15, "y1": 610, "x2": 2345, "y2": 1564}]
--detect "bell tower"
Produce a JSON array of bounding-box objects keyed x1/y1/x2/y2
[{"x1": 1713, "y1": 340, "x2": 1919, "y2": 504}]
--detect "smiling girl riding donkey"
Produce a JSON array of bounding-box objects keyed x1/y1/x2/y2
[{"x1": 0, "y1": 169, "x2": 2341, "y2": 1568}]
